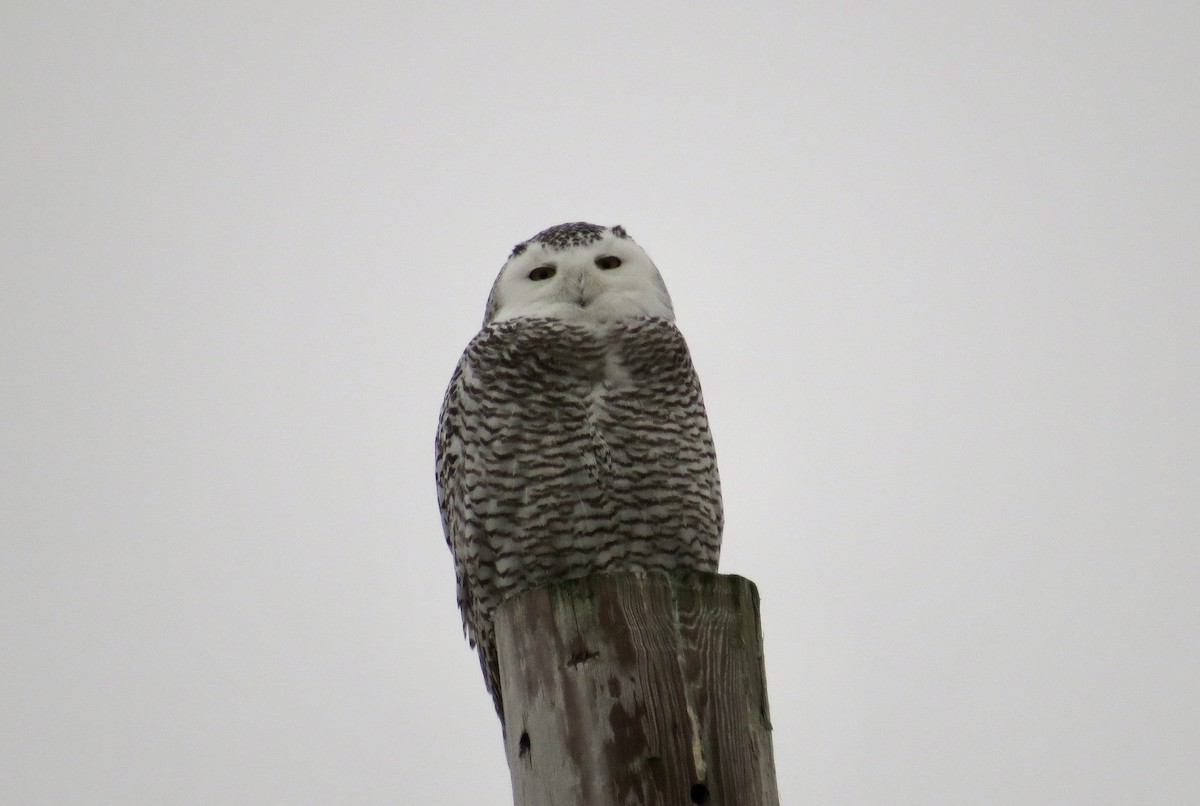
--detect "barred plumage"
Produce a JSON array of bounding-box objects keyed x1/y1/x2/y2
[{"x1": 435, "y1": 224, "x2": 722, "y2": 725}]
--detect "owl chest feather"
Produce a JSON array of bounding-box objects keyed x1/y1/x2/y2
[{"x1": 461, "y1": 318, "x2": 700, "y2": 509}]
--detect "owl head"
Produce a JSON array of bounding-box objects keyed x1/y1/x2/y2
[{"x1": 482, "y1": 223, "x2": 675, "y2": 327}]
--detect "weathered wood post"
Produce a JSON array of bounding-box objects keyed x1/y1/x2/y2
[{"x1": 493, "y1": 572, "x2": 779, "y2": 806}]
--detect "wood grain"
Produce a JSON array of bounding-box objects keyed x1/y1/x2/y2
[{"x1": 494, "y1": 572, "x2": 779, "y2": 806}]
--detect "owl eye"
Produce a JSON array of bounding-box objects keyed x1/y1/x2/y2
[
  {"x1": 594, "y1": 255, "x2": 622, "y2": 270},
  {"x1": 528, "y1": 264, "x2": 556, "y2": 281}
]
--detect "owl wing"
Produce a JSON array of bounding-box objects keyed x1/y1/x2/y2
[
  {"x1": 435, "y1": 352, "x2": 479, "y2": 646},
  {"x1": 436, "y1": 336, "x2": 511, "y2": 717}
]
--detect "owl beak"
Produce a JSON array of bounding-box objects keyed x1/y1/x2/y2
[{"x1": 571, "y1": 270, "x2": 592, "y2": 308}]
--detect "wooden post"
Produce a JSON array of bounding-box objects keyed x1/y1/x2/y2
[{"x1": 493, "y1": 572, "x2": 779, "y2": 806}]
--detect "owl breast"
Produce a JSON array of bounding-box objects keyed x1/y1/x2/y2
[{"x1": 465, "y1": 316, "x2": 719, "y2": 573}]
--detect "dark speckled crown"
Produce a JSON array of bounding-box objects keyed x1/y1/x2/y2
[{"x1": 510, "y1": 222, "x2": 629, "y2": 257}]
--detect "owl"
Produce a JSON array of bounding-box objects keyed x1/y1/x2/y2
[{"x1": 434, "y1": 222, "x2": 722, "y2": 724}]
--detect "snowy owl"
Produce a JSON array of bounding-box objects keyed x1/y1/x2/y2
[{"x1": 434, "y1": 222, "x2": 722, "y2": 724}]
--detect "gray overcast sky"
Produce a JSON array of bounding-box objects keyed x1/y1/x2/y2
[{"x1": 2, "y1": 2, "x2": 1197, "y2": 804}]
